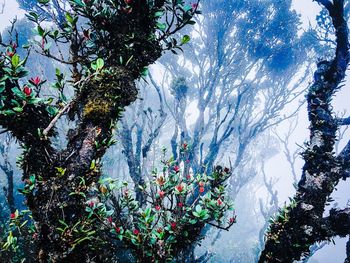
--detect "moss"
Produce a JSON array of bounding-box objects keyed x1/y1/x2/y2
[
  {"x1": 81, "y1": 66, "x2": 137, "y2": 125},
  {"x1": 83, "y1": 98, "x2": 114, "y2": 123}
]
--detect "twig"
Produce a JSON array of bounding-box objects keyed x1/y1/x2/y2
[{"x1": 43, "y1": 102, "x2": 73, "y2": 137}]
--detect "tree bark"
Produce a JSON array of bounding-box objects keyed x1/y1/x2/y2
[{"x1": 259, "y1": 0, "x2": 350, "y2": 262}]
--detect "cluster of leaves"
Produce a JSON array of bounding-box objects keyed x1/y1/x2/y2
[
  {"x1": 0, "y1": 210, "x2": 36, "y2": 262},
  {"x1": 0, "y1": 42, "x2": 68, "y2": 124},
  {"x1": 84, "y1": 147, "x2": 235, "y2": 262},
  {"x1": 25, "y1": 0, "x2": 200, "y2": 79}
]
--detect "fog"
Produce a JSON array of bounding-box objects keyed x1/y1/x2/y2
[{"x1": 1, "y1": 0, "x2": 350, "y2": 262}]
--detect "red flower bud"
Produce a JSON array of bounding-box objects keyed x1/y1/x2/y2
[
  {"x1": 191, "y1": 3, "x2": 198, "y2": 10},
  {"x1": 229, "y1": 217, "x2": 236, "y2": 224},
  {"x1": 173, "y1": 165, "x2": 180, "y2": 173},
  {"x1": 88, "y1": 201, "x2": 95, "y2": 208},
  {"x1": 133, "y1": 229, "x2": 140, "y2": 235},
  {"x1": 157, "y1": 227, "x2": 163, "y2": 233},
  {"x1": 199, "y1": 187, "x2": 205, "y2": 193},
  {"x1": 125, "y1": 0, "x2": 132, "y2": 4},
  {"x1": 177, "y1": 202, "x2": 183, "y2": 208},
  {"x1": 224, "y1": 167, "x2": 230, "y2": 174},
  {"x1": 176, "y1": 184, "x2": 184, "y2": 192},
  {"x1": 158, "y1": 191, "x2": 165, "y2": 199},
  {"x1": 155, "y1": 205, "x2": 161, "y2": 211},
  {"x1": 6, "y1": 49, "x2": 14, "y2": 57},
  {"x1": 23, "y1": 86, "x2": 32, "y2": 96},
  {"x1": 107, "y1": 217, "x2": 113, "y2": 223},
  {"x1": 83, "y1": 29, "x2": 90, "y2": 41},
  {"x1": 115, "y1": 227, "x2": 121, "y2": 233},
  {"x1": 217, "y1": 198, "x2": 223, "y2": 206},
  {"x1": 10, "y1": 213, "x2": 16, "y2": 220},
  {"x1": 170, "y1": 221, "x2": 176, "y2": 230}
]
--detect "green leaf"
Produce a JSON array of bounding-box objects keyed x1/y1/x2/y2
[
  {"x1": 65, "y1": 12, "x2": 74, "y2": 25},
  {"x1": 141, "y1": 67, "x2": 149, "y2": 77},
  {"x1": 154, "y1": 11, "x2": 163, "y2": 18},
  {"x1": 195, "y1": 205, "x2": 202, "y2": 213},
  {"x1": 11, "y1": 54, "x2": 20, "y2": 68},
  {"x1": 46, "y1": 106, "x2": 59, "y2": 116},
  {"x1": 13, "y1": 107, "x2": 23, "y2": 112},
  {"x1": 96, "y1": 58, "x2": 104, "y2": 70},
  {"x1": 37, "y1": 26, "x2": 45, "y2": 37},
  {"x1": 181, "y1": 35, "x2": 191, "y2": 45},
  {"x1": 72, "y1": 0, "x2": 85, "y2": 7},
  {"x1": 38, "y1": 0, "x2": 50, "y2": 4},
  {"x1": 156, "y1": 22, "x2": 166, "y2": 31},
  {"x1": 11, "y1": 87, "x2": 25, "y2": 99}
]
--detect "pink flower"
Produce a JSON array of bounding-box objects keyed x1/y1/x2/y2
[
  {"x1": 30, "y1": 76, "x2": 42, "y2": 86},
  {"x1": 10, "y1": 213, "x2": 16, "y2": 220},
  {"x1": 133, "y1": 229, "x2": 140, "y2": 235},
  {"x1": 157, "y1": 227, "x2": 163, "y2": 233},
  {"x1": 170, "y1": 221, "x2": 176, "y2": 230},
  {"x1": 173, "y1": 165, "x2": 180, "y2": 173},
  {"x1": 199, "y1": 187, "x2": 205, "y2": 193},
  {"x1": 217, "y1": 198, "x2": 223, "y2": 206},
  {"x1": 6, "y1": 49, "x2": 14, "y2": 57},
  {"x1": 177, "y1": 202, "x2": 183, "y2": 208},
  {"x1": 176, "y1": 184, "x2": 184, "y2": 193},
  {"x1": 107, "y1": 217, "x2": 113, "y2": 223},
  {"x1": 88, "y1": 201, "x2": 95, "y2": 208},
  {"x1": 155, "y1": 205, "x2": 161, "y2": 211},
  {"x1": 183, "y1": 143, "x2": 188, "y2": 149},
  {"x1": 158, "y1": 191, "x2": 165, "y2": 199},
  {"x1": 124, "y1": 189, "x2": 129, "y2": 197},
  {"x1": 186, "y1": 159, "x2": 190, "y2": 163},
  {"x1": 115, "y1": 227, "x2": 121, "y2": 233},
  {"x1": 191, "y1": 3, "x2": 198, "y2": 10},
  {"x1": 23, "y1": 86, "x2": 32, "y2": 96},
  {"x1": 229, "y1": 217, "x2": 236, "y2": 224},
  {"x1": 198, "y1": 181, "x2": 205, "y2": 187}
]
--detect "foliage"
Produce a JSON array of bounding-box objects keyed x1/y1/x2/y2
[
  {"x1": 0, "y1": 210, "x2": 36, "y2": 262},
  {"x1": 86, "y1": 148, "x2": 235, "y2": 262},
  {"x1": 0, "y1": 0, "x2": 208, "y2": 261}
]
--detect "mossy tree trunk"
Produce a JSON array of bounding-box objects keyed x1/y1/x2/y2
[
  {"x1": 259, "y1": 0, "x2": 350, "y2": 262},
  {"x1": 0, "y1": 0, "x2": 200, "y2": 261}
]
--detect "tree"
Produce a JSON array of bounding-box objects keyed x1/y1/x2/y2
[
  {"x1": 0, "y1": 0, "x2": 203, "y2": 261},
  {"x1": 158, "y1": 0, "x2": 314, "y2": 196},
  {"x1": 259, "y1": 0, "x2": 350, "y2": 261}
]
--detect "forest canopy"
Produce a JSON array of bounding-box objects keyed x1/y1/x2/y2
[{"x1": 0, "y1": 0, "x2": 350, "y2": 262}]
